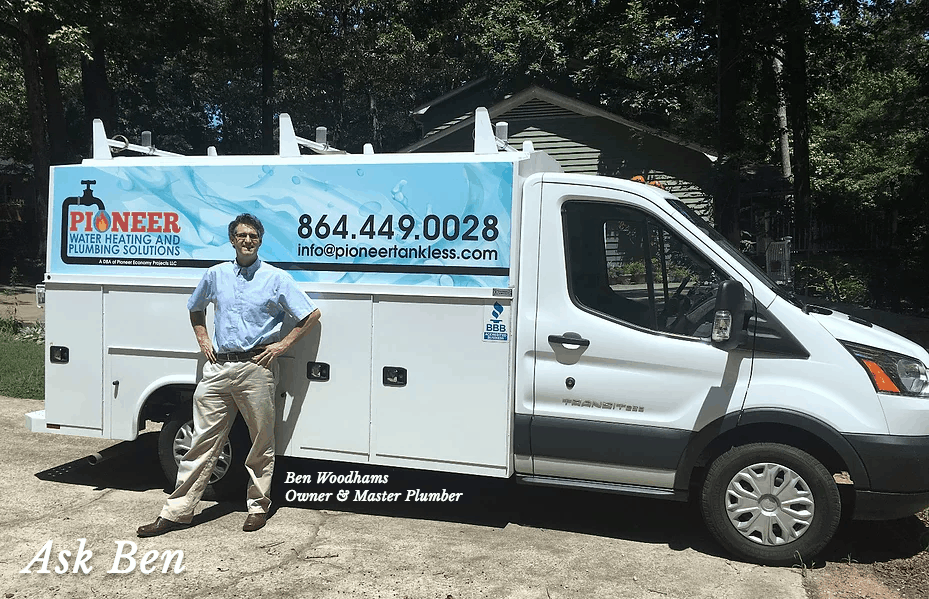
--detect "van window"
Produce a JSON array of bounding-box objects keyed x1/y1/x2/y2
[{"x1": 563, "y1": 200, "x2": 728, "y2": 338}]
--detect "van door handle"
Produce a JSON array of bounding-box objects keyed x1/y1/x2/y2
[{"x1": 548, "y1": 334, "x2": 590, "y2": 347}]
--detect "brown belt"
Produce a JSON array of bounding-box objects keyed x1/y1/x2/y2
[{"x1": 215, "y1": 346, "x2": 268, "y2": 363}]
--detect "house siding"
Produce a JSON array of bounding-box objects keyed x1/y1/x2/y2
[
  {"x1": 406, "y1": 91, "x2": 717, "y2": 220},
  {"x1": 501, "y1": 115, "x2": 714, "y2": 217}
]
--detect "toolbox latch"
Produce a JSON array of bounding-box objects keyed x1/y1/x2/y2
[{"x1": 382, "y1": 366, "x2": 407, "y2": 387}]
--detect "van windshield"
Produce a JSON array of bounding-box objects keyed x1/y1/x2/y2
[{"x1": 666, "y1": 199, "x2": 804, "y2": 309}]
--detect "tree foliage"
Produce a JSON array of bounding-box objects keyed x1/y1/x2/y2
[
  {"x1": 811, "y1": 1, "x2": 928, "y2": 215},
  {"x1": 0, "y1": 0, "x2": 927, "y2": 306},
  {"x1": 0, "y1": 35, "x2": 28, "y2": 161}
]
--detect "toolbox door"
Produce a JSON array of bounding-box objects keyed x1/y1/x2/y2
[{"x1": 44, "y1": 284, "x2": 104, "y2": 430}]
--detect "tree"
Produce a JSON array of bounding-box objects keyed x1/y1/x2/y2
[
  {"x1": 0, "y1": 35, "x2": 29, "y2": 161},
  {"x1": 0, "y1": 0, "x2": 79, "y2": 255},
  {"x1": 274, "y1": 0, "x2": 439, "y2": 152},
  {"x1": 715, "y1": 0, "x2": 743, "y2": 244},
  {"x1": 0, "y1": 0, "x2": 925, "y2": 294},
  {"x1": 783, "y1": 0, "x2": 813, "y2": 253}
]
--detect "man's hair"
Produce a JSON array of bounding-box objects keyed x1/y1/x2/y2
[{"x1": 228, "y1": 213, "x2": 265, "y2": 240}]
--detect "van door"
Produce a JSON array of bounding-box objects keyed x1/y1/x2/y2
[
  {"x1": 530, "y1": 182, "x2": 753, "y2": 489},
  {"x1": 44, "y1": 285, "x2": 104, "y2": 430}
]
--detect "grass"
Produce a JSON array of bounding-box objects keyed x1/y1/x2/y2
[{"x1": 0, "y1": 310, "x2": 44, "y2": 400}]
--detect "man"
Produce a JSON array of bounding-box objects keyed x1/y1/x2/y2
[{"x1": 138, "y1": 213, "x2": 320, "y2": 536}]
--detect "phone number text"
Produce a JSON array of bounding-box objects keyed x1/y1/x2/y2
[{"x1": 297, "y1": 213, "x2": 500, "y2": 243}]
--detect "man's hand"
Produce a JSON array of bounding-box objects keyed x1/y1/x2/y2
[
  {"x1": 190, "y1": 311, "x2": 216, "y2": 363},
  {"x1": 251, "y1": 309, "x2": 321, "y2": 369},
  {"x1": 197, "y1": 335, "x2": 217, "y2": 364},
  {"x1": 253, "y1": 342, "x2": 287, "y2": 368}
]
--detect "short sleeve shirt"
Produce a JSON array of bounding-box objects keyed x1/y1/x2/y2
[{"x1": 187, "y1": 259, "x2": 317, "y2": 352}]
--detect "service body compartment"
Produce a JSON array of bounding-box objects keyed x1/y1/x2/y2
[
  {"x1": 44, "y1": 284, "x2": 104, "y2": 431},
  {"x1": 371, "y1": 297, "x2": 512, "y2": 476},
  {"x1": 103, "y1": 284, "x2": 201, "y2": 439},
  {"x1": 278, "y1": 293, "x2": 374, "y2": 461},
  {"x1": 39, "y1": 149, "x2": 525, "y2": 479}
]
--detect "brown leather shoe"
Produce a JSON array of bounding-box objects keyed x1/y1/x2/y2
[
  {"x1": 137, "y1": 517, "x2": 188, "y2": 538},
  {"x1": 243, "y1": 513, "x2": 267, "y2": 532}
]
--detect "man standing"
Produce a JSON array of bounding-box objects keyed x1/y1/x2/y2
[{"x1": 138, "y1": 213, "x2": 320, "y2": 536}]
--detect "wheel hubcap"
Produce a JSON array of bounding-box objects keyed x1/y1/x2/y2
[
  {"x1": 173, "y1": 421, "x2": 232, "y2": 484},
  {"x1": 759, "y1": 495, "x2": 778, "y2": 512},
  {"x1": 725, "y1": 462, "x2": 815, "y2": 546}
]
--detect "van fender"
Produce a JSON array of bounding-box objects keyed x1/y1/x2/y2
[
  {"x1": 674, "y1": 408, "x2": 871, "y2": 491},
  {"x1": 122, "y1": 374, "x2": 198, "y2": 440}
]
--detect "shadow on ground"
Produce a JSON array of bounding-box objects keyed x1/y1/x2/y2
[
  {"x1": 33, "y1": 442, "x2": 727, "y2": 559},
  {"x1": 269, "y1": 457, "x2": 728, "y2": 559},
  {"x1": 33, "y1": 437, "x2": 929, "y2": 567},
  {"x1": 819, "y1": 512, "x2": 929, "y2": 566},
  {"x1": 35, "y1": 431, "x2": 165, "y2": 493}
]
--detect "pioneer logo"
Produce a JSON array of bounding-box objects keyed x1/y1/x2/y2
[
  {"x1": 69, "y1": 210, "x2": 181, "y2": 234},
  {"x1": 60, "y1": 180, "x2": 185, "y2": 265}
]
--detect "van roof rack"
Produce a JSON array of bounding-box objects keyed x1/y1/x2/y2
[
  {"x1": 92, "y1": 120, "x2": 190, "y2": 159},
  {"x1": 92, "y1": 107, "x2": 524, "y2": 160},
  {"x1": 278, "y1": 113, "x2": 347, "y2": 156}
]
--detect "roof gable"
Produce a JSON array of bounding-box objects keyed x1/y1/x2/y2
[{"x1": 403, "y1": 85, "x2": 717, "y2": 161}]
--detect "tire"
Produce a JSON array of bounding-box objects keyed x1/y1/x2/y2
[
  {"x1": 700, "y1": 442, "x2": 842, "y2": 566},
  {"x1": 157, "y1": 404, "x2": 251, "y2": 501}
]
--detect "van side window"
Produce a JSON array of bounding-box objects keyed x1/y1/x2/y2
[{"x1": 563, "y1": 200, "x2": 728, "y2": 338}]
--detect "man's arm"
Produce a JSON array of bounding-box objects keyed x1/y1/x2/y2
[
  {"x1": 190, "y1": 310, "x2": 217, "y2": 364},
  {"x1": 254, "y1": 308, "x2": 321, "y2": 367}
]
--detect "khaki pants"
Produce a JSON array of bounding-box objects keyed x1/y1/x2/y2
[{"x1": 161, "y1": 360, "x2": 279, "y2": 523}]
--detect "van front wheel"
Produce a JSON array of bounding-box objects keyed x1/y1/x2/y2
[
  {"x1": 156, "y1": 404, "x2": 250, "y2": 501},
  {"x1": 700, "y1": 443, "x2": 841, "y2": 565}
]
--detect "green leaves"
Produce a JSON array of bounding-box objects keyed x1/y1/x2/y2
[{"x1": 810, "y1": 3, "x2": 928, "y2": 226}]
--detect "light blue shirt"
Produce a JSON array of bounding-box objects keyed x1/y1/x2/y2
[{"x1": 187, "y1": 259, "x2": 317, "y2": 352}]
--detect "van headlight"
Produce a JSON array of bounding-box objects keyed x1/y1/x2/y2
[{"x1": 842, "y1": 341, "x2": 929, "y2": 396}]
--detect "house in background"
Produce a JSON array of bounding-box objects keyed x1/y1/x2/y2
[
  {"x1": 0, "y1": 159, "x2": 38, "y2": 283},
  {"x1": 402, "y1": 82, "x2": 719, "y2": 219},
  {"x1": 0, "y1": 159, "x2": 34, "y2": 222}
]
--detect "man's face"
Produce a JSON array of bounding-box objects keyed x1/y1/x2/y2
[{"x1": 231, "y1": 223, "x2": 262, "y2": 263}]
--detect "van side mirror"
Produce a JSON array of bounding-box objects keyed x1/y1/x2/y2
[{"x1": 711, "y1": 280, "x2": 745, "y2": 350}]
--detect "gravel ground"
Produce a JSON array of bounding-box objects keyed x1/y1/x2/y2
[
  {"x1": 805, "y1": 511, "x2": 929, "y2": 599},
  {"x1": 1, "y1": 395, "x2": 808, "y2": 599}
]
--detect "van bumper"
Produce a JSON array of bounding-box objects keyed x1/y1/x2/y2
[
  {"x1": 853, "y1": 489, "x2": 929, "y2": 520},
  {"x1": 25, "y1": 409, "x2": 47, "y2": 432},
  {"x1": 844, "y1": 433, "x2": 929, "y2": 520},
  {"x1": 24, "y1": 409, "x2": 105, "y2": 438}
]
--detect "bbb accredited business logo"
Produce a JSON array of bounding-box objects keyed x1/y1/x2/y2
[{"x1": 483, "y1": 302, "x2": 508, "y2": 342}]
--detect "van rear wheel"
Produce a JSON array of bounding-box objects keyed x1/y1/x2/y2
[
  {"x1": 700, "y1": 443, "x2": 841, "y2": 565},
  {"x1": 157, "y1": 404, "x2": 250, "y2": 501}
]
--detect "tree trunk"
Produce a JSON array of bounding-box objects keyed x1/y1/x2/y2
[
  {"x1": 715, "y1": 0, "x2": 742, "y2": 245},
  {"x1": 784, "y1": 0, "x2": 812, "y2": 254},
  {"x1": 768, "y1": 42, "x2": 793, "y2": 252},
  {"x1": 370, "y1": 93, "x2": 380, "y2": 149},
  {"x1": 81, "y1": 24, "x2": 115, "y2": 150},
  {"x1": 39, "y1": 37, "x2": 69, "y2": 165},
  {"x1": 261, "y1": 0, "x2": 275, "y2": 154},
  {"x1": 21, "y1": 16, "x2": 50, "y2": 259},
  {"x1": 772, "y1": 46, "x2": 791, "y2": 179}
]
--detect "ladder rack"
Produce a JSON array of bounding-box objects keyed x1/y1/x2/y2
[{"x1": 91, "y1": 107, "x2": 527, "y2": 160}]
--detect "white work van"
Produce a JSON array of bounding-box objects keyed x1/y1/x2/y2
[{"x1": 27, "y1": 110, "x2": 929, "y2": 565}]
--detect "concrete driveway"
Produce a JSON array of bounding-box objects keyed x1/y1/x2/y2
[
  {"x1": 0, "y1": 286, "x2": 43, "y2": 324},
  {"x1": 1, "y1": 395, "x2": 806, "y2": 599}
]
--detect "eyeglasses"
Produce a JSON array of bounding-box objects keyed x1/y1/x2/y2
[{"x1": 235, "y1": 233, "x2": 260, "y2": 241}]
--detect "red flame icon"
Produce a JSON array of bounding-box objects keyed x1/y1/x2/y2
[{"x1": 94, "y1": 210, "x2": 110, "y2": 232}]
